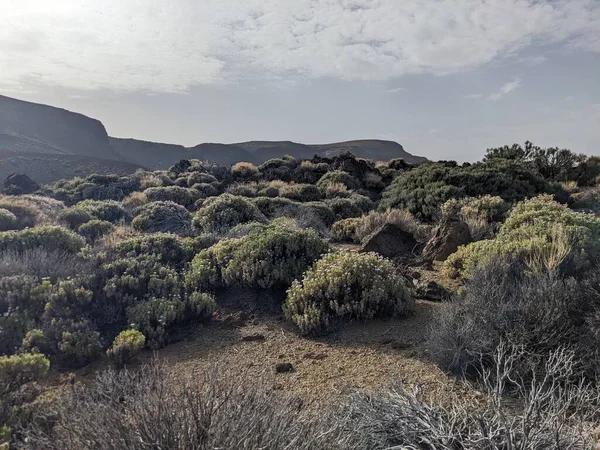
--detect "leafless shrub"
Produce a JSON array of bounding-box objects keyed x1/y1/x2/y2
[
  {"x1": 19, "y1": 361, "x2": 363, "y2": 450},
  {"x1": 0, "y1": 248, "x2": 92, "y2": 280},
  {"x1": 427, "y1": 257, "x2": 600, "y2": 378},
  {"x1": 343, "y1": 343, "x2": 598, "y2": 450}
]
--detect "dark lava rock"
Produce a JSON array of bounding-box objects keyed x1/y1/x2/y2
[
  {"x1": 360, "y1": 223, "x2": 418, "y2": 258},
  {"x1": 415, "y1": 280, "x2": 451, "y2": 302},
  {"x1": 241, "y1": 334, "x2": 265, "y2": 342},
  {"x1": 275, "y1": 362, "x2": 294, "y2": 374},
  {"x1": 422, "y1": 220, "x2": 471, "y2": 262},
  {"x1": 3, "y1": 173, "x2": 39, "y2": 195}
]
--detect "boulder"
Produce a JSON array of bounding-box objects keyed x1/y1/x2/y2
[
  {"x1": 415, "y1": 280, "x2": 451, "y2": 302},
  {"x1": 359, "y1": 223, "x2": 417, "y2": 258},
  {"x1": 422, "y1": 220, "x2": 471, "y2": 262},
  {"x1": 3, "y1": 173, "x2": 39, "y2": 195}
]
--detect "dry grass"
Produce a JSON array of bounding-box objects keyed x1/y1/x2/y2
[
  {"x1": 122, "y1": 191, "x2": 148, "y2": 208},
  {"x1": 0, "y1": 195, "x2": 65, "y2": 228},
  {"x1": 231, "y1": 161, "x2": 259, "y2": 178},
  {"x1": 355, "y1": 209, "x2": 431, "y2": 242},
  {"x1": 325, "y1": 183, "x2": 352, "y2": 199}
]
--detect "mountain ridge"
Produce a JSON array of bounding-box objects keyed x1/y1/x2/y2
[{"x1": 0, "y1": 95, "x2": 427, "y2": 181}]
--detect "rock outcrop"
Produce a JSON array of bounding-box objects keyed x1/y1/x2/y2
[
  {"x1": 3, "y1": 173, "x2": 39, "y2": 194},
  {"x1": 360, "y1": 223, "x2": 418, "y2": 258},
  {"x1": 422, "y1": 220, "x2": 472, "y2": 262}
]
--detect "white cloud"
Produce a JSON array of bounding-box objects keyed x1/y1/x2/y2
[
  {"x1": 386, "y1": 87, "x2": 405, "y2": 93},
  {"x1": 488, "y1": 79, "x2": 522, "y2": 101},
  {"x1": 0, "y1": 0, "x2": 599, "y2": 93}
]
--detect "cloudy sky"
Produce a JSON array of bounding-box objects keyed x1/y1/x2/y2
[{"x1": 1, "y1": 0, "x2": 599, "y2": 161}]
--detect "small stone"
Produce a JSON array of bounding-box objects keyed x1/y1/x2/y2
[
  {"x1": 241, "y1": 334, "x2": 265, "y2": 342},
  {"x1": 275, "y1": 362, "x2": 294, "y2": 374}
]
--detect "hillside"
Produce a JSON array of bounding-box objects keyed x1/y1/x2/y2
[
  {"x1": 0, "y1": 95, "x2": 426, "y2": 183},
  {"x1": 0, "y1": 95, "x2": 121, "y2": 160}
]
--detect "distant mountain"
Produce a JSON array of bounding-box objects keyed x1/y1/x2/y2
[
  {"x1": 0, "y1": 95, "x2": 121, "y2": 160},
  {"x1": 0, "y1": 95, "x2": 427, "y2": 183}
]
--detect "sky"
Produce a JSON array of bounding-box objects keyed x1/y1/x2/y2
[{"x1": 1, "y1": 0, "x2": 599, "y2": 162}]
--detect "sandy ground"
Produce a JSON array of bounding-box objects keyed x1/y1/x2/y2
[{"x1": 135, "y1": 299, "x2": 464, "y2": 406}]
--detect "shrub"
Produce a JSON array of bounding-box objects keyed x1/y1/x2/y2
[
  {"x1": 0, "y1": 226, "x2": 84, "y2": 254},
  {"x1": 225, "y1": 182, "x2": 261, "y2": 198},
  {"x1": 331, "y1": 218, "x2": 361, "y2": 242},
  {"x1": 428, "y1": 258, "x2": 600, "y2": 378},
  {"x1": 252, "y1": 197, "x2": 298, "y2": 218},
  {"x1": 223, "y1": 226, "x2": 329, "y2": 290},
  {"x1": 187, "y1": 172, "x2": 218, "y2": 186},
  {"x1": 18, "y1": 361, "x2": 358, "y2": 450},
  {"x1": 127, "y1": 293, "x2": 215, "y2": 348},
  {"x1": 193, "y1": 194, "x2": 267, "y2": 234},
  {"x1": 0, "y1": 248, "x2": 90, "y2": 280},
  {"x1": 324, "y1": 183, "x2": 352, "y2": 199},
  {"x1": 132, "y1": 201, "x2": 193, "y2": 236},
  {"x1": 0, "y1": 209, "x2": 17, "y2": 231},
  {"x1": 191, "y1": 183, "x2": 219, "y2": 199},
  {"x1": 78, "y1": 220, "x2": 115, "y2": 243},
  {"x1": 122, "y1": 191, "x2": 148, "y2": 208},
  {"x1": 0, "y1": 196, "x2": 41, "y2": 229},
  {"x1": 349, "y1": 194, "x2": 375, "y2": 213},
  {"x1": 140, "y1": 172, "x2": 172, "y2": 189},
  {"x1": 187, "y1": 226, "x2": 328, "y2": 291},
  {"x1": 143, "y1": 186, "x2": 197, "y2": 208},
  {"x1": 0, "y1": 276, "x2": 47, "y2": 355},
  {"x1": 354, "y1": 209, "x2": 430, "y2": 243},
  {"x1": 58, "y1": 326, "x2": 102, "y2": 368},
  {"x1": 74, "y1": 200, "x2": 128, "y2": 223},
  {"x1": 231, "y1": 162, "x2": 259, "y2": 179},
  {"x1": 325, "y1": 198, "x2": 362, "y2": 220},
  {"x1": 316, "y1": 171, "x2": 360, "y2": 191},
  {"x1": 441, "y1": 195, "x2": 510, "y2": 240},
  {"x1": 284, "y1": 251, "x2": 413, "y2": 334},
  {"x1": 381, "y1": 160, "x2": 566, "y2": 221},
  {"x1": 363, "y1": 172, "x2": 385, "y2": 190},
  {"x1": 444, "y1": 195, "x2": 600, "y2": 279},
  {"x1": 106, "y1": 330, "x2": 145, "y2": 368},
  {"x1": 116, "y1": 233, "x2": 194, "y2": 267},
  {"x1": 298, "y1": 202, "x2": 336, "y2": 228},
  {"x1": 279, "y1": 184, "x2": 322, "y2": 202},
  {"x1": 0, "y1": 353, "x2": 50, "y2": 391},
  {"x1": 58, "y1": 207, "x2": 93, "y2": 229}
]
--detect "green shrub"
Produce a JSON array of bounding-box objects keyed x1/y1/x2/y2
[
  {"x1": 252, "y1": 196, "x2": 298, "y2": 218},
  {"x1": 381, "y1": 160, "x2": 566, "y2": 221},
  {"x1": 326, "y1": 198, "x2": 362, "y2": 219},
  {"x1": 187, "y1": 172, "x2": 218, "y2": 186},
  {"x1": 58, "y1": 326, "x2": 102, "y2": 367},
  {"x1": 0, "y1": 209, "x2": 17, "y2": 232},
  {"x1": 132, "y1": 201, "x2": 193, "y2": 235},
  {"x1": 298, "y1": 202, "x2": 336, "y2": 227},
  {"x1": 193, "y1": 194, "x2": 267, "y2": 234},
  {"x1": 106, "y1": 330, "x2": 145, "y2": 368},
  {"x1": 59, "y1": 207, "x2": 93, "y2": 229},
  {"x1": 316, "y1": 171, "x2": 360, "y2": 191},
  {"x1": 284, "y1": 251, "x2": 413, "y2": 334},
  {"x1": 0, "y1": 353, "x2": 50, "y2": 391},
  {"x1": 116, "y1": 233, "x2": 194, "y2": 266},
  {"x1": 279, "y1": 184, "x2": 322, "y2": 202},
  {"x1": 444, "y1": 195, "x2": 600, "y2": 279},
  {"x1": 144, "y1": 186, "x2": 198, "y2": 208},
  {"x1": 127, "y1": 293, "x2": 215, "y2": 348},
  {"x1": 0, "y1": 276, "x2": 47, "y2": 355},
  {"x1": 191, "y1": 183, "x2": 219, "y2": 199},
  {"x1": 331, "y1": 218, "x2": 361, "y2": 242},
  {"x1": 78, "y1": 219, "x2": 115, "y2": 243},
  {"x1": 441, "y1": 195, "x2": 510, "y2": 240},
  {"x1": 0, "y1": 226, "x2": 84, "y2": 254},
  {"x1": 75, "y1": 200, "x2": 128, "y2": 223},
  {"x1": 222, "y1": 226, "x2": 329, "y2": 290},
  {"x1": 350, "y1": 194, "x2": 376, "y2": 213},
  {"x1": 185, "y1": 238, "x2": 241, "y2": 292}
]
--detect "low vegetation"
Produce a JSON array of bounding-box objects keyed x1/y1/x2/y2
[{"x1": 2, "y1": 143, "x2": 600, "y2": 448}]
